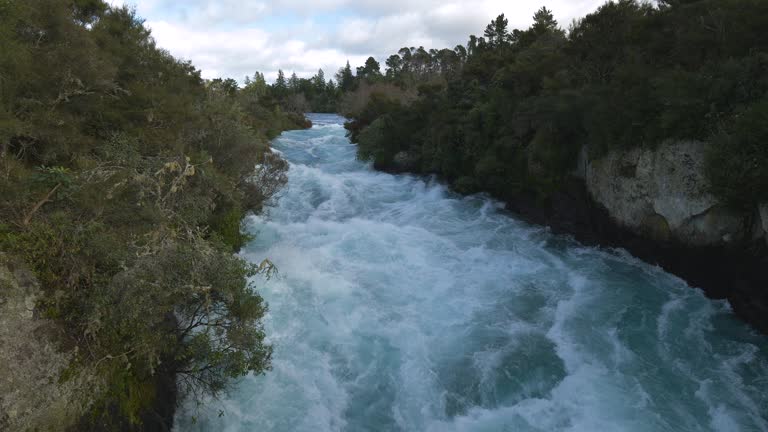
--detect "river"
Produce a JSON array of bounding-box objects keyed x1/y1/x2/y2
[{"x1": 176, "y1": 113, "x2": 768, "y2": 431}]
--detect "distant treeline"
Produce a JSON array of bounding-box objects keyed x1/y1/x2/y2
[
  {"x1": 0, "y1": 0, "x2": 308, "y2": 429},
  {"x1": 241, "y1": 60, "x2": 365, "y2": 114},
  {"x1": 341, "y1": 0, "x2": 768, "y2": 210}
]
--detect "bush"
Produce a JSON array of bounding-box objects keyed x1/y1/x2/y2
[
  {"x1": 706, "y1": 100, "x2": 768, "y2": 209},
  {"x1": 0, "y1": 1, "x2": 306, "y2": 427}
]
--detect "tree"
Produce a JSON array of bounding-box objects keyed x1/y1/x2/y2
[
  {"x1": 467, "y1": 35, "x2": 478, "y2": 55},
  {"x1": 72, "y1": 0, "x2": 108, "y2": 24},
  {"x1": 413, "y1": 47, "x2": 431, "y2": 76},
  {"x1": 366, "y1": 57, "x2": 382, "y2": 75},
  {"x1": 336, "y1": 61, "x2": 355, "y2": 92},
  {"x1": 242, "y1": 71, "x2": 268, "y2": 99},
  {"x1": 274, "y1": 69, "x2": 287, "y2": 96},
  {"x1": 210, "y1": 78, "x2": 238, "y2": 97},
  {"x1": 398, "y1": 47, "x2": 413, "y2": 69},
  {"x1": 454, "y1": 45, "x2": 468, "y2": 63},
  {"x1": 511, "y1": 6, "x2": 563, "y2": 47},
  {"x1": 357, "y1": 56, "x2": 382, "y2": 81},
  {"x1": 484, "y1": 13, "x2": 509, "y2": 47},
  {"x1": 532, "y1": 7, "x2": 559, "y2": 35},
  {"x1": 314, "y1": 68, "x2": 326, "y2": 91},
  {"x1": 385, "y1": 54, "x2": 403, "y2": 80},
  {"x1": 658, "y1": 0, "x2": 705, "y2": 8},
  {"x1": 254, "y1": 71, "x2": 267, "y2": 87}
]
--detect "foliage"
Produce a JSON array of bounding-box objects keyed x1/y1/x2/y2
[
  {"x1": 343, "y1": 0, "x2": 768, "y2": 209},
  {"x1": 0, "y1": 0, "x2": 308, "y2": 428},
  {"x1": 245, "y1": 67, "x2": 340, "y2": 113},
  {"x1": 706, "y1": 99, "x2": 768, "y2": 210}
]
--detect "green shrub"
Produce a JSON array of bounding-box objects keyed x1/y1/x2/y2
[
  {"x1": 0, "y1": 0, "x2": 305, "y2": 427},
  {"x1": 706, "y1": 100, "x2": 768, "y2": 209}
]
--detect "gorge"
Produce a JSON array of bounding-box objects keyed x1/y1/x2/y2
[
  {"x1": 3, "y1": 1, "x2": 768, "y2": 430},
  {"x1": 175, "y1": 114, "x2": 768, "y2": 431}
]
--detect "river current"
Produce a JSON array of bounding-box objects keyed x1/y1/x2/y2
[{"x1": 176, "y1": 114, "x2": 768, "y2": 431}]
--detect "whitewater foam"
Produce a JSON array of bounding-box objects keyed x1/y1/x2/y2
[{"x1": 175, "y1": 113, "x2": 768, "y2": 432}]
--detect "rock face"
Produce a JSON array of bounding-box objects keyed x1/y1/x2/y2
[
  {"x1": 506, "y1": 140, "x2": 768, "y2": 334},
  {"x1": 760, "y1": 203, "x2": 768, "y2": 245},
  {"x1": 0, "y1": 255, "x2": 100, "y2": 432},
  {"x1": 506, "y1": 178, "x2": 768, "y2": 335},
  {"x1": 586, "y1": 141, "x2": 745, "y2": 245},
  {"x1": 391, "y1": 151, "x2": 420, "y2": 173}
]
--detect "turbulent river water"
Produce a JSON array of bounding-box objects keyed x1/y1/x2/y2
[{"x1": 177, "y1": 114, "x2": 768, "y2": 431}]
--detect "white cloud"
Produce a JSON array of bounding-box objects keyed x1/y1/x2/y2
[
  {"x1": 146, "y1": 20, "x2": 367, "y2": 82},
  {"x1": 111, "y1": 0, "x2": 607, "y2": 83}
]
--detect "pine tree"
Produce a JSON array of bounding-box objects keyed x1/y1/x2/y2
[
  {"x1": 275, "y1": 69, "x2": 287, "y2": 96},
  {"x1": 336, "y1": 61, "x2": 355, "y2": 92},
  {"x1": 532, "y1": 7, "x2": 558, "y2": 35},
  {"x1": 484, "y1": 14, "x2": 509, "y2": 47},
  {"x1": 315, "y1": 68, "x2": 326, "y2": 91}
]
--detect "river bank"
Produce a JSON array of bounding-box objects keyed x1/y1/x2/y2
[
  {"x1": 368, "y1": 140, "x2": 768, "y2": 336},
  {"x1": 504, "y1": 178, "x2": 768, "y2": 335}
]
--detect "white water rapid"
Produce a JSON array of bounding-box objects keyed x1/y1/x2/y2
[{"x1": 176, "y1": 114, "x2": 768, "y2": 432}]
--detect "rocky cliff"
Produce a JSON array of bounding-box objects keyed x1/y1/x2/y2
[
  {"x1": 507, "y1": 141, "x2": 768, "y2": 334},
  {"x1": 759, "y1": 203, "x2": 768, "y2": 245},
  {"x1": 0, "y1": 255, "x2": 101, "y2": 432},
  {"x1": 583, "y1": 140, "x2": 765, "y2": 247}
]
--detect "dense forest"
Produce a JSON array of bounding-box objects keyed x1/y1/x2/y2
[
  {"x1": 250, "y1": 60, "x2": 371, "y2": 114},
  {"x1": 0, "y1": 0, "x2": 309, "y2": 429},
  {"x1": 265, "y1": 68, "x2": 340, "y2": 113},
  {"x1": 342, "y1": 0, "x2": 768, "y2": 211}
]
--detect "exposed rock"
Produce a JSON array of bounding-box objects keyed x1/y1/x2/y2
[
  {"x1": 526, "y1": 146, "x2": 547, "y2": 178},
  {"x1": 571, "y1": 145, "x2": 589, "y2": 180},
  {"x1": 587, "y1": 147, "x2": 654, "y2": 233},
  {"x1": 505, "y1": 178, "x2": 768, "y2": 335},
  {"x1": 639, "y1": 213, "x2": 671, "y2": 242},
  {"x1": 586, "y1": 141, "x2": 745, "y2": 246},
  {"x1": 680, "y1": 205, "x2": 745, "y2": 245},
  {"x1": 0, "y1": 254, "x2": 100, "y2": 432},
  {"x1": 507, "y1": 141, "x2": 768, "y2": 335},
  {"x1": 390, "y1": 151, "x2": 419, "y2": 173}
]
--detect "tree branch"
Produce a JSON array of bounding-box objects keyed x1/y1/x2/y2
[{"x1": 22, "y1": 183, "x2": 61, "y2": 226}]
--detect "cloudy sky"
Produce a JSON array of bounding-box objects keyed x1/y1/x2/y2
[{"x1": 109, "y1": 0, "x2": 607, "y2": 83}]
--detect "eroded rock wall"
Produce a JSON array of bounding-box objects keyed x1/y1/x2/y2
[
  {"x1": 585, "y1": 141, "x2": 751, "y2": 246},
  {"x1": 0, "y1": 255, "x2": 100, "y2": 432}
]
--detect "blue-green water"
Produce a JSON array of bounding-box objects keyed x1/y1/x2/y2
[{"x1": 176, "y1": 114, "x2": 768, "y2": 431}]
